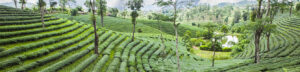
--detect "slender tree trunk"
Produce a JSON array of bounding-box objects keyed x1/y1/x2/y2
[
  {"x1": 91, "y1": 0, "x2": 99, "y2": 54},
  {"x1": 267, "y1": 33, "x2": 270, "y2": 51},
  {"x1": 290, "y1": 6, "x2": 292, "y2": 16},
  {"x1": 173, "y1": 1, "x2": 181, "y2": 72},
  {"x1": 212, "y1": 39, "x2": 216, "y2": 67},
  {"x1": 41, "y1": 7, "x2": 45, "y2": 28},
  {"x1": 21, "y1": 3, "x2": 24, "y2": 10},
  {"x1": 257, "y1": 0, "x2": 263, "y2": 18},
  {"x1": 267, "y1": 0, "x2": 270, "y2": 16},
  {"x1": 101, "y1": 13, "x2": 104, "y2": 27},
  {"x1": 132, "y1": 18, "x2": 136, "y2": 41},
  {"x1": 14, "y1": 0, "x2": 17, "y2": 8},
  {"x1": 254, "y1": 30, "x2": 262, "y2": 63}
]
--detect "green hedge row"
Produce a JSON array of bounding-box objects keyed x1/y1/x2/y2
[
  {"x1": 0, "y1": 11, "x2": 38, "y2": 14},
  {"x1": 40, "y1": 47, "x2": 92, "y2": 72},
  {"x1": 0, "y1": 24, "x2": 89, "y2": 57},
  {"x1": 92, "y1": 55, "x2": 109, "y2": 72},
  {"x1": 9, "y1": 30, "x2": 103, "y2": 72},
  {"x1": 98, "y1": 33, "x2": 119, "y2": 53},
  {"x1": 72, "y1": 54, "x2": 98, "y2": 72},
  {"x1": 0, "y1": 14, "x2": 40, "y2": 16},
  {"x1": 0, "y1": 17, "x2": 58, "y2": 25},
  {"x1": 0, "y1": 27, "x2": 93, "y2": 69},
  {"x1": 121, "y1": 40, "x2": 141, "y2": 61},
  {"x1": 130, "y1": 41, "x2": 148, "y2": 55},
  {"x1": 119, "y1": 62, "x2": 127, "y2": 72},
  {"x1": 103, "y1": 35, "x2": 126, "y2": 55},
  {"x1": 107, "y1": 58, "x2": 121, "y2": 72},
  {"x1": 0, "y1": 23, "x2": 83, "y2": 45},
  {"x1": 0, "y1": 18, "x2": 67, "y2": 32},
  {"x1": 0, "y1": 58, "x2": 20, "y2": 68},
  {"x1": 114, "y1": 37, "x2": 131, "y2": 59},
  {"x1": 136, "y1": 42, "x2": 154, "y2": 72},
  {"x1": 142, "y1": 43, "x2": 160, "y2": 71},
  {"x1": 0, "y1": 47, "x2": 3, "y2": 52},
  {"x1": 150, "y1": 44, "x2": 165, "y2": 59},
  {"x1": 22, "y1": 28, "x2": 94, "y2": 60},
  {"x1": 0, "y1": 16, "x2": 51, "y2": 21},
  {"x1": 98, "y1": 31, "x2": 113, "y2": 43},
  {"x1": 0, "y1": 20, "x2": 74, "y2": 38}
]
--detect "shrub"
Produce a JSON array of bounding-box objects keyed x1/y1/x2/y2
[
  {"x1": 41, "y1": 50, "x2": 90, "y2": 72},
  {"x1": 93, "y1": 55, "x2": 109, "y2": 72},
  {"x1": 107, "y1": 58, "x2": 120, "y2": 72},
  {"x1": 0, "y1": 58, "x2": 21, "y2": 68},
  {"x1": 0, "y1": 48, "x2": 4, "y2": 52},
  {"x1": 138, "y1": 28, "x2": 142, "y2": 33},
  {"x1": 296, "y1": 2, "x2": 300, "y2": 11},
  {"x1": 222, "y1": 47, "x2": 232, "y2": 52},
  {"x1": 72, "y1": 54, "x2": 98, "y2": 72},
  {"x1": 119, "y1": 62, "x2": 127, "y2": 72},
  {"x1": 71, "y1": 9, "x2": 78, "y2": 16}
]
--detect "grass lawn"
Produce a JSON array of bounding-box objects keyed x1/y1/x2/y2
[{"x1": 191, "y1": 48, "x2": 232, "y2": 60}]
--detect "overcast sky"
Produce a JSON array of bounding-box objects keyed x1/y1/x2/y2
[{"x1": 0, "y1": 0, "x2": 246, "y2": 11}]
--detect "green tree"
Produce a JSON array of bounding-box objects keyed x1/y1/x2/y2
[
  {"x1": 233, "y1": 11, "x2": 241, "y2": 23},
  {"x1": 97, "y1": 0, "x2": 107, "y2": 27},
  {"x1": 38, "y1": 0, "x2": 46, "y2": 28},
  {"x1": 183, "y1": 30, "x2": 192, "y2": 51},
  {"x1": 121, "y1": 10, "x2": 128, "y2": 19},
  {"x1": 242, "y1": 11, "x2": 249, "y2": 21},
  {"x1": 90, "y1": 0, "x2": 99, "y2": 54},
  {"x1": 19, "y1": 0, "x2": 26, "y2": 10},
  {"x1": 50, "y1": 1, "x2": 57, "y2": 13},
  {"x1": 264, "y1": 24, "x2": 276, "y2": 51},
  {"x1": 211, "y1": 34, "x2": 223, "y2": 67},
  {"x1": 288, "y1": 1, "x2": 294, "y2": 16},
  {"x1": 127, "y1": 0, "x2": 143, "y2": 41},
  {"x1": 84, "y1": 0, "x2": 92, "y2": 12},
  {"x1": 221, "y1": 25, "x2": 229, "y2": 33},
  {"x1": 60, "y1": 0, "x2": 75, "y2": 13},
  {"x1": 109, "y1": 8, "x2": 119, "y2": 17},
  {"x1": 296, "y1": 2, "x2": 300, "y2": 11}
]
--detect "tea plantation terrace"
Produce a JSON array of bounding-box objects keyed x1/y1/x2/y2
[{"x1": 0, "y1": 5, "x2": 179, "y2": 72}]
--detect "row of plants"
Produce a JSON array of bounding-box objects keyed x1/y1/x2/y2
[
  {"x1": 103, "y1": 35, "x2": 126, "y2": 55},
  {"x1": 0, "y1": 23, "x2": 83, "y2": 45},
  {"x1": 0, "y1": 18, "x2": 67, "y2": 31},
  {"x1": 0, "y1": 17, "x2": 58, "y2": 25},
  {"x1": 135, "y1": 42, "x2": 154, "y2": 72},
  {"x1": 0, "y1": 24, "x2": 89, "y2": 57},
  {"x1": 0, "y1": 15, "x2": 50, "y2": 21},
  {"x1": 98, "y1": 34, "x2": 118, "y2": 53},
  {"x1": 142, "y1": 43, "x2": 160, "y2": 71},
  {"x1": 0, "y1": 21, "x2": 74, "y2": 38},
  {"x1": 0, "y1": 27, "x2": 94, "y2": 69}
]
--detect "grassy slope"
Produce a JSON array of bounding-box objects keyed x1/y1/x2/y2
[{"x1": 51, "y1": 14, "x2": 202, "y2": 37}]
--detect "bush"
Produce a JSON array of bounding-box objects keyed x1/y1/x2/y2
[
  {"x1": 138, "y1": 28, "x2": 142, "y2": 33},
  {"x1": 296, "y1": 2, "x2": 300, "y2": 11},
  {"x1": 72, "y1": 54, "x2": 98, "y2": 72},
  {"x1": 199, "y1": 42, "x2": 222, "y2": 51},
  {"x1": 0, "y1": 48, "x2": 4, "y2": 52},
  {"x1": 119, "y1": 62, "x2": 127, "y2": 72},
  {"x1": 93, "y1": 55, "x2": 109, "y2": 72},
  {"x1": 71, "y1": 9, "x2": 78, "y2": 16},
  {"x1": 222, "y1": 47, "x2": 232, "y2": 52}
]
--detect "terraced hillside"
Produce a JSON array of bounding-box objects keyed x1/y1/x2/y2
[
  {"x1": 0, "y1": 5, "x2": 186, "y2": 72},
  {"x1": 206, "y1": 15, "x2": 300, "y2": 72}
]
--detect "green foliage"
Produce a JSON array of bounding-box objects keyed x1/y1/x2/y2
[
  {"x1": 242, "y1": 11, "x2": 249, "y2": 21},
  {"x1": 220, "y1": 25, "x2": 229, "y2": 33},
  {"x1": 297, "y1": 2, "x2": 300, "y2": 11},
  {"x1": 50, "y1": 1, "x2": 57, "y2": 8},
  {"x1": 72, "y1": 54, "x2": 97, "y2": 72},
  {"x1": 0, "y1": 47, "x2": 4, "y2": 52},
  {"x1": 76, "y1": 6, "x2": 83, "y2": 11},
  {"x1": 138, "y1": 28, "x2": 142, "y2": 33},
  {"x1": 92, "y1": 55, "x2": 109, "y2": 72},
  {"x1": 222, "y1": 47, "x2": 232, "y2": 52},
  {"x1": 38, "y1": 0, "x2": 46, "y2": 8},
  {"x1": 233, "y1": 11, "x2": 241, "y2": 23},
  {"x1": 190, "y1": 38, "x2": 204, "y2": 46},
  {"x1": 200, "y1": 42, "x2": 222, "y2": 51},
  {"x1": 71, "y1": 9, "x2": 78, "y2": 16},
  {"x1": 108, "y1": 8, "x2": 118, "y2": 17}
]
